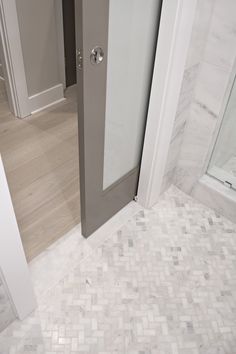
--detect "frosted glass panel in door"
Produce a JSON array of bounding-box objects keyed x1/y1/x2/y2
[{"x1": 103, "y1": 0, "x2": 160, "y2": 189}]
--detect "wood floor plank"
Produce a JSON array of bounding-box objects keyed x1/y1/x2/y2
[
  {"x1": 21, "y1": 191, "x2": 80, "y2": 261},
  {"x1": 6, "y1": 135, "x2": 78, "y2": 194}
]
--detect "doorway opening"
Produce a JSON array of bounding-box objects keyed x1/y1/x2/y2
[
  {"x1": 0, "y1": 87, "x2": 80, "y2": 261},
  {"x1": 0, "y1": 2, "x2": 80, "y2": 261}
]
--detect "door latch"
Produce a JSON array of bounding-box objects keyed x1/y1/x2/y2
[{"x1": 90, "y1": 46, "x2": 104, "y2": 65}]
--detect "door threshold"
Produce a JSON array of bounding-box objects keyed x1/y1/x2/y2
[{"x1": 29, "y1": 201, "x2": 142, "y2": 301}]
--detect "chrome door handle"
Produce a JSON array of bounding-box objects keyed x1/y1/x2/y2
[{"x1": 90, "y1": 47, "x2": 104, "y2": 65}]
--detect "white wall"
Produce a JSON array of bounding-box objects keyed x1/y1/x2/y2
[
  {"x1": 0, "y1": 156, "x2": 36, "y2": 330},
  {"x1": 0, "y1": 270, "x2": 15, "y2": 332}
]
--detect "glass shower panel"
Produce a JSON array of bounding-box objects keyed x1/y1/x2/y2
[{"x1": 208, "y1": 74, "x2": 236, "y2": 189}]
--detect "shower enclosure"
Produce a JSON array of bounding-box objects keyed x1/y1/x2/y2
[{"x1": 208, "y1": 71, "x2": 236, "y2": 191}]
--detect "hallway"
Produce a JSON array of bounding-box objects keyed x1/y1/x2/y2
[
  {"x1": 0, "y1": 186, "x2": 235, "y2": 354},
  {"x1": 0, "y1": 83, "x2": 80, "y2": 261}
]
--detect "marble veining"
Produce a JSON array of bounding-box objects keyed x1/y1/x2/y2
[
  {"x1": 1, "y1": 186, "x2": 236, "y2": 353},
  {"x1": 161, "y1": 64, "x2": 199, "y2": 193},
  {"x1": 167, "y1": 0, "x2": 236, "y2": 219},
  {"x1": 161, "y1": 0, "x2": 215, "y2": 194}
]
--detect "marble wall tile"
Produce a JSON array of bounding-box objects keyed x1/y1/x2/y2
[
  {"x1": 185, "y1": 0, "x2": 216, "y2": 69},
  {"x1": 194, "y1": 62, "x2": 231, "y2": 118},
  {"x1": 164, "y1": 0, "x2": 236, "y2": 212},
  {"x1": 162, "y1": 0, "x2": 216, "y2": 194},
  {"x1": 204, "y1": 0, "x2": 236, "y2": 71},
  {"x1": 174, "y1": 100, "x2": 218, "y2": 194},
  {"x1": 161, "y1": 65, "x2": 199, "y2": 192}
]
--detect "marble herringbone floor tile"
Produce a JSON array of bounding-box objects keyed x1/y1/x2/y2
[{"x1": 0, "y1": 185, "x2": 236, "y2": 354}]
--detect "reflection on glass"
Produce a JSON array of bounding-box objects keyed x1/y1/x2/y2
[
  {"x1": 208, "y1": 74, "x2": 236, "y2": 189},
  {"x1": 103, "y1": 0, "x2": 160, "y2": 189}
]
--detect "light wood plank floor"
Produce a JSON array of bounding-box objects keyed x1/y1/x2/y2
[{"x1": 0, "y1": 80, "x2": 80, "y2": 261}]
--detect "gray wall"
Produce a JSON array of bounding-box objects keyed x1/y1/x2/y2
[{"x1": 15, "y1": 0, "x2": 61, "y2": 96}]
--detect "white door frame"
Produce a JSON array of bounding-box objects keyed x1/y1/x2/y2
[
  {"x1": 138, "y1": 0, "x2": 197, "y2": 208},
  {"x1": 0, "y1": 0, "x2": 30, "y2": 118},
  {"x1": 0, "y1": 0, "x2": 197, "y2": 322},
  {"x1": 55, "y1": 0, "x2": 66, "y2": 90}
]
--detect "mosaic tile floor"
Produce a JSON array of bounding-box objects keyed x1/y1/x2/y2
[{"x1": 1, "y1": 186, "x2": 236, "y2": 354}]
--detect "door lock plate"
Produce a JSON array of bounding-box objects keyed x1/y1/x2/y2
[
  {"x1": 90, "y1": 46, "x2": 104, "y2": 65},
  {"x1": 76, "y1": 49, "x2": 83, "y2": 71}
]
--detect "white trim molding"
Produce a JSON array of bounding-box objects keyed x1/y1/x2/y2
[
  {"x1": 55, "y1": 0, "x2": 66, "y2": 90},
  {"x1": 29, "y1": 84, "x2": 65, "y2": 114},
  {"x1": 0, "y1": 156, "x2": 36, "y2": 320},
  {"x1": 0, "y1": 0, "x2": 30, "y2": 118},
  {"x1": 138, "y1": 0, "x2": 197, "y2": 208}
]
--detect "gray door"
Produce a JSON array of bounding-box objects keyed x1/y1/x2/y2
[{"x1": 76, "y1": 0, "x2": 162, "y2": 237}]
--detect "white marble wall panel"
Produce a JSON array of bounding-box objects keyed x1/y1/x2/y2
[
  {"x1": 161, "y1": 0, "x2": 215, "y2": 193},
  {"x1": 185, "y1": 0, "x2": 215, "y2": 69},
  {"x1": 175, "y1": 63, "x2": 231, "y2": 194},
  {"x1": 171, "y1": 0, "x2": 236, "y2": 197},
  {"x1": 204, "y1": 0, "x2": 236, "y2": 71},
  {"x1": 161, "y1": 64, "x2": 199, "y2": 192}
]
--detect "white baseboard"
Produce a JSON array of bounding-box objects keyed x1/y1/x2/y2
[{"x1": 29, "y1": 84, "x2": 65, "y2": 114}]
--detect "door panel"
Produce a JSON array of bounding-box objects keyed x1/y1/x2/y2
[{"x1": 76, "y1": 0, "x2": 162, "y2": 236}]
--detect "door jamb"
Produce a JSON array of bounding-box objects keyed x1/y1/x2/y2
[
  {"x1": 138, "y1": 0, "x2": 197, "y2": 208},
  {"x1": 0, "y1": 0, "x2": 30, "y2": 118}
]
